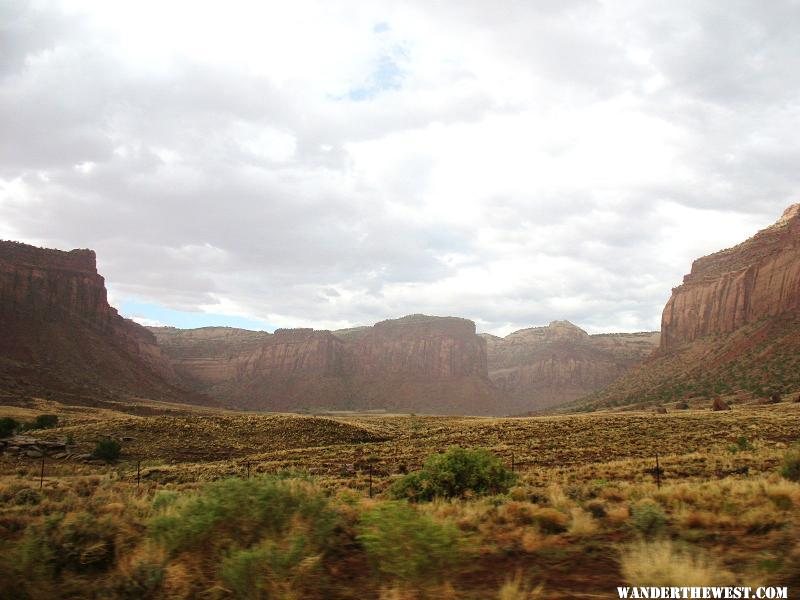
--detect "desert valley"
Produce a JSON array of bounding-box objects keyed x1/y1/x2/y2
[{"x1": 0, "y1": 205, "x2": 799, "y2": 598}]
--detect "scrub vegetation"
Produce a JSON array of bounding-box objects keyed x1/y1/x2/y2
[{"x1": 0, "y1": 398, "x2": 799, "y2": 598}]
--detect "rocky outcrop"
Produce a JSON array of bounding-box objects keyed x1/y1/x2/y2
[
  {"x1": 482, "y1": 321, "x2": 659, "y2": 411},
  {"x1": 572, "y1": 204, "x2": 800, "y2": 412},
  {"x1": 151, "y1": 315, "x2": 498, "y2": 415},
  {"x1": 0, "y1": 240, "x2": 196, "y2": 405},
  {"x1": 344, "y1": 315, "x2": 487, "y2": 378},
  {"x1": 661, "y1": 204, "x2": 800, "y2": 353},
  {"x1": 712, "y1": 398, "x2": 731, "y2": 411}
]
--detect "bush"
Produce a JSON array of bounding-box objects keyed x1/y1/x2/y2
[
  {"x1": 780, "y1": 445, "x2": 800, "y2": 482},
  {"x1": 220, "y1": 539, "x2": 323, "y2": 599},
  {"x1": 390, "y1": 447, "x2": 517, "y2": 501},
  {"x1": 17, "y1": 511, "x2": 119, "y2": 578},
  {"x1": 728, "y1": 436, "x2": 753, "y2": 454},
  {"x1": 357, "y1": 501, "x2": 461, "y2": 585},
  {"x1": 92, "y1": 439, "x2": 121, "y2": 463},
  {"x1": 150, "y1": 477, "x2": 340, "y2": 598},
  {"x1": 0, "y1": 417, "x2": 18, "y2": 438},
  {"x1": 531, "y1": 507, "x2": 569, "y2": 534},
  {"x1": 631, "y1": 500, "x2": 667, "y2": 537},
  {"x1": 27, "y1": 414, "x2": 58, "y2": 430},
  {"x1": 149, "y1": 476, "x2": 338, "y2": 554}
]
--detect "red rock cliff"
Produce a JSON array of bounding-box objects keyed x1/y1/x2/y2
[
  {"x1": 483, "y1": 321, "x2": 659, "y2": 411},
  {"x1": 151, "y1": 314, "x2": 498, "y2": 414},
  {"x1": 344, "y1": 315, "x2": 487, "y2": 378},
  {"x1": 660, "y1": 204, "x2": 800, "y2": 353},
  {"x1": 0, "y1": 240, "x2": 188, "y2": 403}
]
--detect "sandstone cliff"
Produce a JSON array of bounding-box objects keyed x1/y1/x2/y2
[
  {"x1": 482, "y1": 321, "x2": 659, "y2": 411},
  {"x1": 575, "y1": 204, "x2": 800, "y2": 411},
  {"x1": 151, "y1": 314, "x2": 498, "y2": 415},
  {"x1": 0, "y1": 240, "x2": 196, "y2": 405},
  {"x1": 661, "y1": 204, "x2": 800, "y2": 353}
]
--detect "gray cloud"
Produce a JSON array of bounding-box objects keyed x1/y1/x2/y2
[{"x1": 1, "y1": 0, "x2": 799, "y2": 335}]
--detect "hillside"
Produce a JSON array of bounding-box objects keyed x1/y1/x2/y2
[
  {"x1": 482, "y1": 321, "x2": 659, "y2": 411},
  {"x1": 573, "y1": 204, "x2": 800, "y2": 411}
]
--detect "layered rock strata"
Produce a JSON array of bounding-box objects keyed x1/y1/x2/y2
[
  {"x1": 482, "y1": 321, "x2": 659, "y2": 411},
  {"x1": 0, "y1": 240, "x2": 195, "y2": 405},
  {"x1": 151, "y1": 315, "x2": 498, "y2": 415}
]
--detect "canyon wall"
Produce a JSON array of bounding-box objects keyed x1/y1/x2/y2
[
  {"x1": 0, "y1": 240, "x2": 193, "y2": 405},
  {"x1": 483, "y1": 320, "x2": 659, "y2": 411},
  {"x1": 576, "y1": 204, "x2": 800, "y2": 411},
  {"x1": 151, "y1": 314, "x2": 498, "y2": 415},
  {"x1": 660, "y1": 204, "x2": 800, "y2": 353}
]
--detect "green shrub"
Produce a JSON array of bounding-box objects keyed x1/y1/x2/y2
[
  {"x1": 92, "y1": 439, "x2": 121, "y2": 463},
  {"x1": 151, "y1": 490, "x2": 179, "y2": 510},
  {"x1": 0, "y1": 417, "x2": 18, "y2": 438},
  {"x1": 149, "y1": 476, "x2": 338, "y2": 555},
  {"x1": 150, "y1": 477, "x2": 339, "y2": 598},
  {"x1": 631, "y1": 500, "x2": 667, "y2": 537},
  {"x1": 16, "y1": 511, "x2": 119, "y2": 578},
  {"x1": 780, "y1": 445, "x2": 800, "y2": 482},
  {"x1": 357, "y1": 501, "x2": 461, "y2": 584},
  {"x1": 27, "y1": 414, "x2": 58, "y2": 430},
  {"x1": 220, "y1": 538, "x2": 322, "y2": 600},
  {"x1": 728, "y1": 436, "x2": 753, "y2": 454},
  {"x1": 111, "y1": 559, "x2": 165, "y2": 599},
  {"x1": 13, "y1": 488, "x2": 42, "y2": 506},
  {"x1": 390, "y1": 447, "x2": 517, "y2": 501}
]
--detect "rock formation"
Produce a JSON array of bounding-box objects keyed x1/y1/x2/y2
[
  {"x1": 661, "y1": 204, "x2": 800, "y2": 353},
  {"x1": 151, "y1": 315, "x2": 498, "y2": 415},
  {"x1": 0, "y1": 240, "x2": 198, "y2": 406},
  {"x1": 573, "y1": 204, "x2": 800, "y2": 411},
  {"x1": 482, "y1": 321, "x2": 659, "y2": 411},
  {"x1": 712, "y1": 398, "x2": 731, "y2": 411}
]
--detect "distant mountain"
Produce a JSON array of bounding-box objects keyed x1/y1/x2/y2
[
  {"x1": 572, "y1": 204, "x2": 800, "y2": 411},
  {"x1": 0, "y1": 240, "x2": 203, "y2": 407},
  {"x1": 150, "y1": 315, "x2": 500, "y2": 415},
  {"x1": 481, "y1": 320, "x2": 659, "y2": 411}
]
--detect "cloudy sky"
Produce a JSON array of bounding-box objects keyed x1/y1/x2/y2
[{"x1": 2, "y1": 0, "x2": 799, "y2": 336}]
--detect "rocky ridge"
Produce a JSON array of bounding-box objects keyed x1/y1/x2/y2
[
  {"x1": 482, "y1": 321, "x2": 659, "y2": 411},
  {"x1": 150, "y1": 314, "x2": 498, "y2": 415}
]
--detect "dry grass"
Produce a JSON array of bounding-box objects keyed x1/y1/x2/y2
[
  {"x1": 497, "y1": 571, "x2": 544, "y2": 600},
  {"x1": 1, "y1": 397, "x2": 799, "y2": 597},
  {"x1": 620, "y1": 540, "x2": 734, "y2": 587}
]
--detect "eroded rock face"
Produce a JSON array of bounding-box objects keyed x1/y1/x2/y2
[
  {"x1": 661, "y1": 204, "x2": 800, "y2": 353},
  {"x1": 151, "y1": 315, "x2": 497, "y2": 414},
  {"x1": 0, "y1": 240, "x2": 187, "y2": 404},
  {"x1": 574, "y1": 204, "x2": 800, "y2": 412},
  {"x1": 482, "y1": 321, "x2": 659, "y2": 411}
]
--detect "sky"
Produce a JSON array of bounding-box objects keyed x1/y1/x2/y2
[{"x1": 2, "y1": 0, "x2": 799, "y2": 336}]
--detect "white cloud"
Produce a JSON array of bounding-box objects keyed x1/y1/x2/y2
[{"x1": 2, "y1": 0, "x2": 799, "y2": 335}]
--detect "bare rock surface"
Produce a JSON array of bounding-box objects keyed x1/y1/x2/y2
[{"x1": 0, "y1": 240, "x2": 206, "y2": 406}]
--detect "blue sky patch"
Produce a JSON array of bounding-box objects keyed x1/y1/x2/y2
[{"x1": 119, "y1": 299, "x2": 273, "y2": 331}]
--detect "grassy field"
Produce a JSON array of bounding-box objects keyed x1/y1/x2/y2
[{"x1": 1, "y1": 398, "x2": 799, "y2": 598}]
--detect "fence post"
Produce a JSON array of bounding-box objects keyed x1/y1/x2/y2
[
  {"x1": 368, "y1": 462, "x2": 373, "y2": 498},
  {"x1": 137, "y1": 460, "x2": 141, "y2": 489},
  {"x1": 655, "y1": 453, "x2": 661, "y2": 489},
  {"x1": 40, "y1": 454, "x2": 45, "y2": 489},
  {"x1": 511, "y1": 453, "x2": 515, "y2": 473}
]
